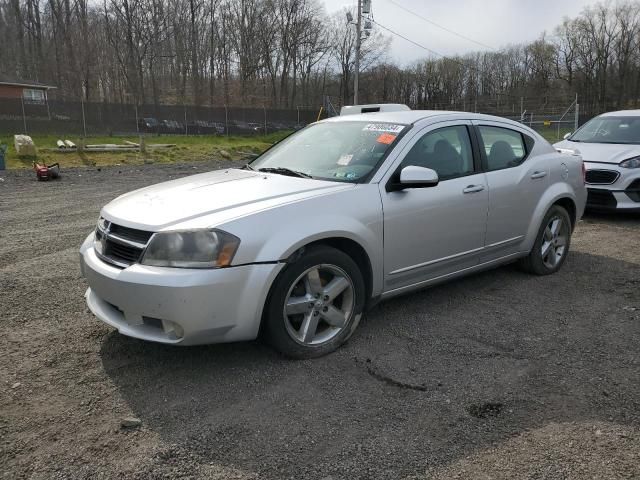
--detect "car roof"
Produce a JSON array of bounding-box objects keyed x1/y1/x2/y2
[
  {"x1": 599, "y1": 109, "x2": 640, "y2": 117},
  {"x1": 321, "y1": 110, "x2": 526, "y2": 127}
]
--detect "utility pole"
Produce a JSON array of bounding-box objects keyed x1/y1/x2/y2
[
  {"x1": 348, "y1": 0, "x2": 371, "y2": 106},
  {"x1": 354, "y1": 0, "x2": 362, "y2": 105}
]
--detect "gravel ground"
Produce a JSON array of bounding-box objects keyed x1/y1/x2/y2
[{"x1": 1, "y1": 162, "x2": 639, "y2": 479}]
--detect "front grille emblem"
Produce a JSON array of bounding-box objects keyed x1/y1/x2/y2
[{"x1": 95, "y1": 219, "x2": 151, "y2": 269}]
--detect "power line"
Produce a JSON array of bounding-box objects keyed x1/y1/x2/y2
[
  {"x1": 372, "y1": 18, "x2": 503, "y2": 82},
  {"x1": 385, "y1": 0, "x2": 497, "y2": 51},
  {"x1": 371, "y1": 19, "x2": 470, "y2": 65}
]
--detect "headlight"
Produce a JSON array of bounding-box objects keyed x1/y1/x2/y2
[
  {"x1": 620, "y1": 156, "x2": 640, "y2": 168},
  {"x1": 141, "y1": 229, "x2": 240, "y2": 268}
]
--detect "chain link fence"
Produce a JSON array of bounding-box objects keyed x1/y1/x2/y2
[
  {"x1": 323, "y1": 94, "x2": 592, "y2": 141},
  {"x1": 2, "y1": 94, "x2": 594, "y2": 140},
  {"x1": 427, "y1": 95, "x2": 590, "y2": 140},
  {"x1": 0, "y1": 98, "x2": 321, "y2": 136}
]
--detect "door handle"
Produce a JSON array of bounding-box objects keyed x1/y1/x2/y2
[
  {"x1": 531, "y1": 171, "x2": 547, "y2": 179},
  {"x1": 463, "y1": 185, "x2": 485, "y2": 194}
]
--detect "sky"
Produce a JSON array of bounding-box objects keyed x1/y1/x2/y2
[{"x1": 322, "y1": 0, "x2": 597, "y2": 65}]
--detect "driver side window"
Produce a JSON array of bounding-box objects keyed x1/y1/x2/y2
[{"x1": 401, "y1": 125, "x2": 474, "y2": 181}]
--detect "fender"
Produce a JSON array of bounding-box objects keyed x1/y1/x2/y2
[
  {"x1": 221, "y1": 184, "x2": 385, "y2": 297},
  {"x1": 523, "y1": 182, "x2": 578, "y2": 252}
]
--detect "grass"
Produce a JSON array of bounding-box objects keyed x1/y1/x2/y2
[
  {"x1": 0, "y1": 132, "x2": 291, "y2": 169},
  {"x1": 537, "y1": 127, "x2": 573, "y2": 143},
  {"x1": 0, "y1": 127, "x2": 572, "y2": 170}
]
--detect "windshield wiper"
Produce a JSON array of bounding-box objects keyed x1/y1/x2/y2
[{"x1": 258, "y1": 167, "x2": 313, "y2": 179}]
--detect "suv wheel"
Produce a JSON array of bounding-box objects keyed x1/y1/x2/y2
[
  {"x1": 519, "y1": 205, "x2": 572, "y2": 275},
  {"x1": 264, "y1": 245, "x2": 365, "y2": 358}
]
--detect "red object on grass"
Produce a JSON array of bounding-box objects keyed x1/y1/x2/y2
[{"x1": 33, "y1": 162, "x2": 60, "y2": 181}]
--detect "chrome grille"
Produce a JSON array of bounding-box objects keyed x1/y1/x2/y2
[
  {"x1": 585, "y1": 169, "x2": 619, "y2": 185},
  {"x1": 95, "y1": 219, "x2": 153, "y2": 268},
  {"x1": 108, "y1": 223, "x2": 153, "y2": 244}
]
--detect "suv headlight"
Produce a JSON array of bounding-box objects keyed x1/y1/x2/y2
[
  {"x1": 141, "y1": 229, "x2": 240, "y2": 268},
  {"x1": 620, "y1": 156, "x2": 640, "y2": 168}
]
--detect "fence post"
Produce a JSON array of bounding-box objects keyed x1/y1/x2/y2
[
  {"x1": 224, "y1": 105, "x2": 229, "y2": 137},
  {"x1": 135, "y1": 104, "x2": 139, "y2": 134},
  {"x1": 520, "y1": 97, "x2": 524, "y2": 119},
  {"x1": 297, "y1": 105, "x2": 300, "y2": 125},
  {"x1": 81, "y1": 98, "x2": 87, "y2": 137},
  {"x1": 263, "y1": 105, "x2": 267, "y2": 135},
  {"x1": 574, "y1": 102, "x2": 580, "y2": 131},
  {"x1": 20, "y1": 96, "x2": 27, "y2": 134},
  {"x1": 184, "y1": 104, "x2": 188, "y2": 135}
]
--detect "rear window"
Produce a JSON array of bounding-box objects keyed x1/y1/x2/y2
[{"x1": 478, "y1": 126, "x2": 527, "y2": 171}]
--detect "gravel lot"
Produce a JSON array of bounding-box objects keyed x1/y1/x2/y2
[{"x1": 1, "y1": 162, "x2": 639, "y2": 479}]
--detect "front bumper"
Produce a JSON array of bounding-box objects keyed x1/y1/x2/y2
[
  {"x1": 79, "y1": 233, "x2": 284, "y2": 345},
  {"x1": 584, "y1": 162, "x2": 640, "y2": 211}
]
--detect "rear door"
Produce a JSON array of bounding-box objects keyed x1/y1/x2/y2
[
  {"x1": 380, "y1": 121, "x2": 488, "y2": 293},
  {"x1": 472, "y1": 121, "x2": 549, "y2": 260}
]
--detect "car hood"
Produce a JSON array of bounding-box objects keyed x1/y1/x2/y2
[
  {"x1": 102, "y1": 168, "x2": 352, "y2": 230},
  {"x1": 554, "y1": 140, "x2": 640, "y2": 164}
]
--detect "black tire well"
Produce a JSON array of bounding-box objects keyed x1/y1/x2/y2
[
  {"x1": 292, "y1": 238, "x2": 373, "y2": 302},
  {"x1": 553, "y1": 197, "x2": 577, "y2": 230}
]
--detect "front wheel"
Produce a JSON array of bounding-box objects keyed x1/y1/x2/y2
[
  {"x1": 519, "y1": 205, "x2": 572, "y2": 275},
  {"x1": 263, "y1": 245, "x2": 366, "y2": 359}
]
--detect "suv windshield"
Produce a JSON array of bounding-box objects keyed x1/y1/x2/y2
[
  {"x1": 569, "y1": 116, "x2": 640, "y2": 144},
  {"x1": 250, "y1": 121, "x2": 408, "y2": 182}
]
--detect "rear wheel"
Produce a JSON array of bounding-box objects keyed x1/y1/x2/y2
[
  {"x1": 519, "y1": 205, "x2": 572, "y2": 275},
  {"x1": 264, "y1": 245, "x2": 365, "y2": 358}
]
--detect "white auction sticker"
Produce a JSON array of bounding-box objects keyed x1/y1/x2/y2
[
  {"x1": 337, "y1": 154, "x2": 353, "y2": 166},
  {"x1": 362, "y1": 123, "x2": 404, "y2": 133}
]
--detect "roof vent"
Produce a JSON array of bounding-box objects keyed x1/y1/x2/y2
[{"x1": 339, "y1": 104, "x2": 411, "y2": 116}]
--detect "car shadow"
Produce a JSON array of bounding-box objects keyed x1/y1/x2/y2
[{"x1": 100, "y1": 250, "x2": 640, "y2": 479}]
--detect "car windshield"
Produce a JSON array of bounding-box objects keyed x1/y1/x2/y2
[
  {"x1": 250, "y1": 121, "x2": 409, "y2": 182},
  {"x1": 569, "y1": 116, "x2": 640, "y2": 144}
]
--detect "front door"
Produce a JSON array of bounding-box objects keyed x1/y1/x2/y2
[{"x1": 380, "y1": 122, "x2": 488, "y2": 293}]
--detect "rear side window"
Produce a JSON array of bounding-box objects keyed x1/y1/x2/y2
[{"x1": 478, "y1": 126, "x2": 528, "y2": 171}]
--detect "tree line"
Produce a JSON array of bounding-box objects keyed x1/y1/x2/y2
[{"x1": 1, "y1": 0, "x2": 640, "y2": 115}]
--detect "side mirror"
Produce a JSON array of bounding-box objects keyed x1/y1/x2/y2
[
  {"x1": 388, "y1": 166, "x2": 439, "y2": 191},
  {"x1": 563, "y1": 132, "x2": 572, "y2": 140}
]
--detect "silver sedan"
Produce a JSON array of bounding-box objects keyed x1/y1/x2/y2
[{"x1": 80, "y1": 108, "x2": 586, "y2": 358}]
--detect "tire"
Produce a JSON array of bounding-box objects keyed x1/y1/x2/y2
[
  {"x1": 518, "y1": 205, "x2": 572, "y2": 275},
  {"x1": 263, "y1": 245, "x2": 366, "y2": 359}
]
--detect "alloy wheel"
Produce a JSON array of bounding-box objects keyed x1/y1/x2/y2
[
  {"x1": 283, "y1": 264, "x2": 355, "y2": 345},
  {"x1": 541, "y1": 216, "x2": 568, "y2": 269}
]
